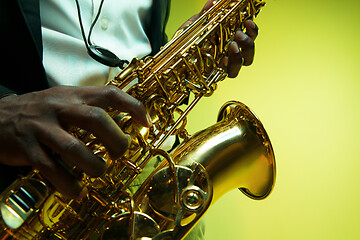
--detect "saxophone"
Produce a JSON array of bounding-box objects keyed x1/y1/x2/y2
[{"x1": 0, "y1": 0, "x2": 275, "y2": 239}]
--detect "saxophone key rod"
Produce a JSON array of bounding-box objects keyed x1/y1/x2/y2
[{"x1": 150, "y1": 68, "x2": 227, "y2": 153}]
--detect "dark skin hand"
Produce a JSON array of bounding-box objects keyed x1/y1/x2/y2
[
  {"x1": 179, "y1": 0, "x2": 259, "y2": 78},
  {"x1": 0, "y1": 1, "x2": 258, "y2": 199},
  {"x1": 223, "y1": 19, "x2": 258, "y2": 78},
  {"x1": 0, "y1": 85, "x2": 152, "y2": 198}
]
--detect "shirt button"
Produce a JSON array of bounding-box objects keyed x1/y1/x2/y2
[{"x1": 100, "y1": 18, "x2": 109, "y2": 30}]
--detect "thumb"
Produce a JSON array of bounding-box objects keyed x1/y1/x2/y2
[
  {"x1": 201, "y1": 0, "x2": 214, "y2": 13},
  {"x1": 178, "y1": 0, "x2": 214, "y2": 31}
]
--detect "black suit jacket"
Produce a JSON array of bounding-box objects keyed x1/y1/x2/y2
[{"x1": 0, "y1": 0, "x2": 171, "y2": 191}]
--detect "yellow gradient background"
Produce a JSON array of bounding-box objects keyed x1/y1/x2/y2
[{"x1": 166, "y1": 0, "x2": 360, "y2": 239}]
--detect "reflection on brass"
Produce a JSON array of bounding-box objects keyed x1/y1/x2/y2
[
  {"x1": 0, "y1": 1, "x2": 274, "y2": 239},
  {"x1": 173, "y1": 101, "x2": 275, "y2": 202}
]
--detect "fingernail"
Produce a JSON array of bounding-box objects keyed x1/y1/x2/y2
[
  {"x1": 125, "y1": 134, "x2": 132, "y2": 146},
  {"x1": 247, "y1": 20, "x2": 256, "y2": 28},
  {"x1": 251, "y1": 22, "x2": 257, "y2": 30},
  {"x1": 223, "y1": 57, "x2": 229, "y2": 68},
  {"x1": 76, "y1": 186, "x2": 88, "y2": 200},
  {"x1": 146, "y1": 113, "x2": 153, "y2": 127},
  {"x1": 237, "y1": 31, "x2": 247, "y2": 41},
  {"x1": 230, "y1": 41, "x2": 240, "y2": 54}
]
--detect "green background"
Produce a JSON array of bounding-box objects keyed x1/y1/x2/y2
[{"x1": 166, "y1": 0, "x2": 360, "y2": 239}]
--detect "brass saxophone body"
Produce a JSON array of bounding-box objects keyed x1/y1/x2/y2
[{"x1": 0, "y1": 0, "x2": 275, "y2": 239}]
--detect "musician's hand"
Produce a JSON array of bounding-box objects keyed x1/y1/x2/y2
[
  {"x1": 0, "y1": 85, "x2": 152, "y2": 198},
  {"x1": 178, "y1": 0, "x2": 259, "y2": 78},
  {"x1": 221, "y1": 20, "x2": 258, "y2": 78}
]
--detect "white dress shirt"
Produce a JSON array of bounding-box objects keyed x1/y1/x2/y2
[{"x1": 40, "y1": 0, "x2": 153, "y2": 86}]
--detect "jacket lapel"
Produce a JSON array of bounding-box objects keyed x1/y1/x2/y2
[
  {"x1": 17, "y1": 0, "x2": 43, "y2": 58},
  {"x1": 0, "y1": 0, "x2": 48, "y2": 95},
  {"x1": 148, "y1": 0, "x2": 171, "y2": 56}
]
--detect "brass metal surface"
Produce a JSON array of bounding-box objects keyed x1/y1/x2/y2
[{"x1": 0, "y1": 1, "x2": 274, "y2": 239}]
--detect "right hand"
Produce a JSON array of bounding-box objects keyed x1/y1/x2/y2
[{"x1": 0, "y1": 85, "x2": 152, "y2": 198}]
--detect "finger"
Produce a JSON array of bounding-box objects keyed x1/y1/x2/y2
[
  {"x1": 36, "y1": 124, "x2": 107, "y2": 177},
  {"x1": 219, "y1": 55, "x2": 229, "y2": 73},
  {"x1": 26, "y1": 141, "x2": 86, "y2": 198},
  {"x1": 178, "y1": 15, "x2": 198, "y2": 31},
  {"x1": 201, "y1": 0, "x2": 214, "y2": 13},
  {"x1": 81, "y1": 86, "x2": 152, "y2": 128},
  {"x1": 58, "y1": 104, "x2": 131, "y2": 159},
  {"x1": 235, "y1": 30, "x2": 255, "y2": 66},
  {"x1": 227, "y1": 41, "x2": 243, "y2": 78},
  {"x1": 244, "y1": 20, "x2": 259, "y2": 41},
  {"x1": 178, "y1": 0, "x2": 214, "y2": 31}
]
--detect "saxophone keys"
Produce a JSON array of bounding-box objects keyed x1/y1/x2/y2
[
  {"x1": 101, "y1": 212, "x2": 160, "y2": 240},
  {"x1": 147, "y1": 164, "x2": 211, "y2": 221},
  {"x1": 180, "y1": 185, "x2": 206, "y2": 212},
  {"x1": 0, "y1": 178, "x2": 48, "y2": 229}
]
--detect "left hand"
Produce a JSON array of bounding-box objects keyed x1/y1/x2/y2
[{"x1": 178, "y1": 0, "x2": 259, "y2": 78}]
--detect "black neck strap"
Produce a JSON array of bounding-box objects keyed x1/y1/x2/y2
[{"x1": 75, "y1": 0, "x2": 129, "y2": 69}]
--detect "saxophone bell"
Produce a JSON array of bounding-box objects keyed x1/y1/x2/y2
[
  {"x1": 143, "y1": 100, "x2": 275, "y2": 239},
  {"x1": 171, "y1": 100, "x2": 276, "y2": 202}
]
